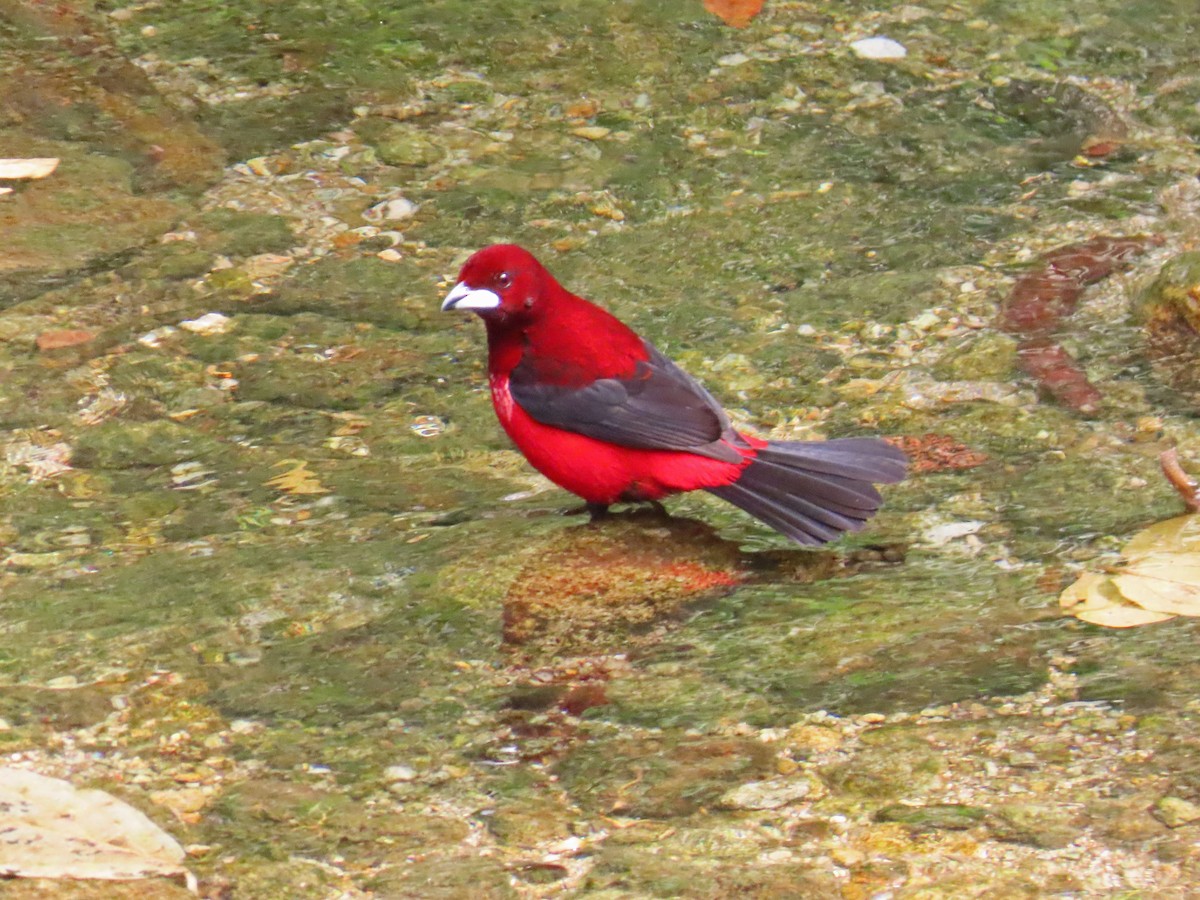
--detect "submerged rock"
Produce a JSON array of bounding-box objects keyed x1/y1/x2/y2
[
  {"x1": 718, "y1": 777, "x2": 813, "y2": 810},
  {"x1": 372, "y1": 125, "x2": 442, "y2": 167},
  {"x1": 1138, "y1": 251, "x2": 1200, "y2": 401},
  {"x1": 1154, "y1": 796, "x2": 1200, "y2": 828},
  {"x1": 501, "y1": 515, "x2": 742, "y2": 651}
]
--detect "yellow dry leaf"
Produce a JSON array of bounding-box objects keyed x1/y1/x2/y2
[
  {"x1": 1112, "y1": 558, "x2": 1200, "y2": 616},
  {"x1": 326, "y1": 411, "x2": 370, "y2": 436},
  {"x1": 1077, "y1": 603, "x2": 1176, "y2": 628},
  {"x1": 1060, "y1": 515, "x2": 1200, "y2": 627},
  {"x1": 265, "y1": 459, "x2": 329, "y2": 495},
  {"x1": 1060, "y1": 572, "x2": 1112, "y2": 614},
  {"x1": 1060, "y1": 572, "x2": 1174, "y2": 628},
  {"x1": 1123, "y1": 514, "x2": 1200, "y2": 556}
]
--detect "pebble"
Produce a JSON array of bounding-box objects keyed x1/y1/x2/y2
[
  {"x1": 830, "y1": 846, "x2": 865, "y2": 867},
  {"x1": 138, "y1": 326, "x2": 178, "y2": 348},
  {"x1": 910, "y1": 311, "x2": 942, "y2": 331},
  {"x1": 35, "y1": 329, "x2": 95, "y2": 352},
  {"x1": 385, "y1": 764, "x2": 418, "y2": 783},
  {"x1": 242, "y1": 253, "x2": 293, "y2": 279},
  {"x1": 850, "y1": 37, "x2": 908, "y2": 60},
  {"x1": 1154, "y1": 797, "x2": 1200, "y2": 828},
  {"x1": 923, "y1": 521, "x2": 986, "y2": 545},
  {"x1": 150, "y1": 786, "x2": 211, "y2": 817},
  {"x1": 571, "y1": 126, "x2": 611, "y2": 141},
  {"x1": 366, "y1": 197, "x2": 418, "y2": 221},
  {"x1": 179, "y1": 312, "x2": 232, "y2": 335},
  {"x1": 718, "y1": 778, "x2": 811, "y2": 810}
]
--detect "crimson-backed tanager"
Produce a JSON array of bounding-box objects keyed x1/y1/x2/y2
[{"x1": 442, "y1": 244, "x2": 906, "y2": 545}]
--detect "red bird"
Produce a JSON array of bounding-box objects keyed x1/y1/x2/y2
[{"x1": 442, "y1": 244, "x2": 906, "y2": 545}]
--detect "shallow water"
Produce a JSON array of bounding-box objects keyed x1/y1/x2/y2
[{"x1": 3, "y1": 0, "x2": 1200, "y2": 896}]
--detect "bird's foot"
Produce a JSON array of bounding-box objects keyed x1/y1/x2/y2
[
  {"x1": 562, "y1": 502, "x2": 611, "y2": 521},
  {"x1": 639, "y1": 499, "x2": 669, "y2": 518}
]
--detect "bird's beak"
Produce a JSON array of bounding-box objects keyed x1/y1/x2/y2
[{"x1": 441, "y1": 281, "x2": 501, "y2": 312}]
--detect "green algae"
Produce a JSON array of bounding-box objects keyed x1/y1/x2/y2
[
  {"x1": 260, "y1": 257, "x2": 442, "y2": 331},
  {"x1": 876, "y1": 803, "x2": 989, "y2": 831},
  {"x1": 193, "y1": 209, "x2": 297, "y2": 258},
  {"x1": 71, "y1": 420, "x2": 224, "y2": 469},
  {"x1": 555, "y1": 734, "x2": 775, "y2": 818}
]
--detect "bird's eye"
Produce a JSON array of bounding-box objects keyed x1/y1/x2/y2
[{"x1": 497, "y1": 272, "x2": 512, "y2": 289}]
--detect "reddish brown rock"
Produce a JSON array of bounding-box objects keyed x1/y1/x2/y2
[
  {"x1": 997, "y1": 234, "x2": 1163, "y2": 413},
  {"x1": 35, "y1": 329, "x2": 95, "y2": 351}
]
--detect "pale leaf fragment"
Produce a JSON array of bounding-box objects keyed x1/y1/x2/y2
[
  {"x1": 1060, "y1": 573, "x2": 1175, "y2": 628},
  {"x1": 265, "y1": 458, "x2": 329, "y2": 495},
  {"x1": 0, "y1": 767, "x2": 186, "y2": 881},
  {"x1": 0, "y1": 158, "x2": 60, "y2": 179},
  {"x1": 1077, "y1": 604, "x2": 1176, "y2": 628},
  {"x1": 1112, "y1": 558, "x2": 1200, "y2": 616}
]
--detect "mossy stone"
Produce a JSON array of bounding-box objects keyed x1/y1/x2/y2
[
  {"x1": 260, "y1": 257, "x2": 438, "y2": 331},
  {"x1": 988, "y1": 803, "x2": 1080, "y2": 849},
  {"x1": 1137, "y1": 251, "x2": 1200, "y2": 331},
  {"x1": 373, "y1": 124, "x2": 442, "y2": 167},
  {"x1": 196, "y1": 208, "x2": 296, "y2": 257},
  {"x1": 877, "y1": 803, "x2": 988, "y2": 831},
  {"x1": 932, "y1": 332, "x2": 1019, "y2": 381},
  {"x1": 125, "y1": 242, "x2": 215, "y2": 281}
]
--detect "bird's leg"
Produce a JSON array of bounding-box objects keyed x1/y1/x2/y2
[
  {"x1": 562, "y1": 501, "x2": 611, "y2": 520},
  {"x1": 641, "y1": 500, "x2": 669, "y2": 518}
]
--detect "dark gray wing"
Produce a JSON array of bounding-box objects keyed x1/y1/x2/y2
[{"x1": 509, "y1": 340, "x2": 742, "y2": 464}]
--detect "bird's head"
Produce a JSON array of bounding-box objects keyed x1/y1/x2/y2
[{"x1": 441, "y1": 244, "x2": 549, "y2": 324}]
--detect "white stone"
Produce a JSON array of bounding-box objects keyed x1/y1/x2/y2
[
  {"x1": 179, "y1": 313, "x2": 232, "y2": 335},
  {"x1": 923, "y1": 521, "x2": 985, "y2": 545},
  {"x1": 850, "y1": 37, "x2": 908, "y2": 60},
  {"x1": 719, "y1": 779, "x2": 811, "y2": 810},
  {"x1": 367, "y1": 197, "x2": 418, "y2": 221},
  {"x1": 384, "y1": 765, "x2": 417, "y2": 783},
  {"x1": 138, "y1": 326, "x2": 178, "y2": 348}
]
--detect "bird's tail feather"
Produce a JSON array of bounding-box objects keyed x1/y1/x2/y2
[{"x1": 706, "y1": 438, "x2": 907, "y2": 545}]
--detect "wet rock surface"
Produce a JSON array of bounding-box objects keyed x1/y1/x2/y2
[{"x1": 3, "y1": 0, "x2": 1200, "y2": 896}]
